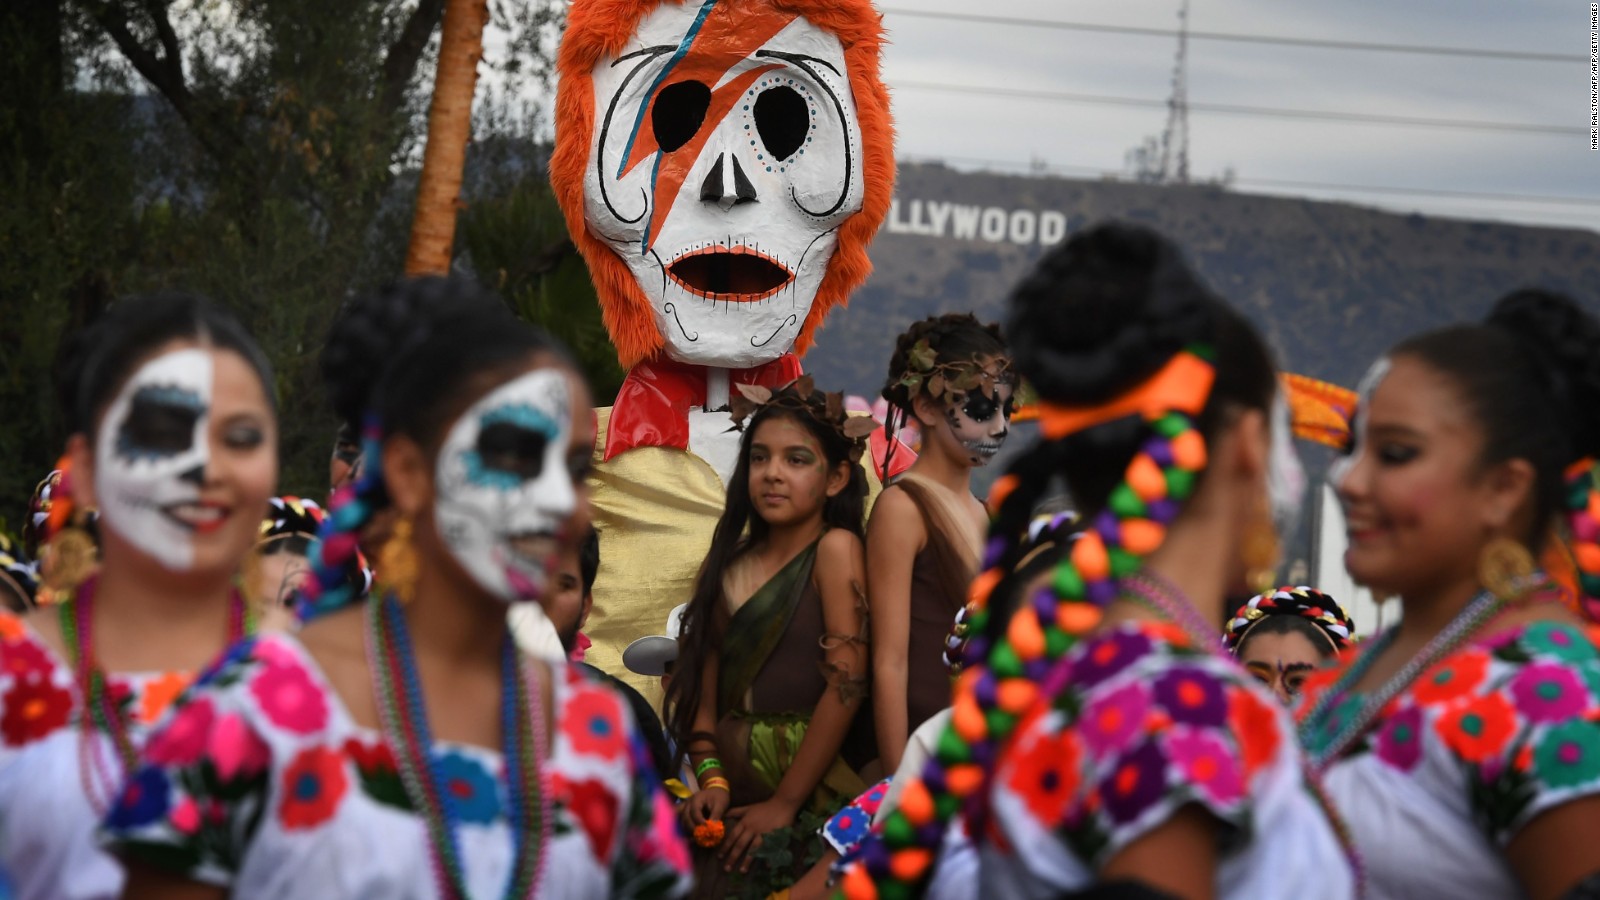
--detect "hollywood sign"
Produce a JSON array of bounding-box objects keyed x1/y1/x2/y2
[{"x1": 881, "y1": 197, "x2": 1069, "y2": 248}]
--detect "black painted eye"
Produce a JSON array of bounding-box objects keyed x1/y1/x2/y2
[
  {"x1": 652, "y1": 80, "x2": 711, "y2": 153},
  {"x1": 477, "y1": 422, "x2": 547, "y2": 481},
  {"x1": 118, "y1": 388, "x2": 203, "y2": 459},
  {"x1": 753, "y1": 85, "x2": 808, "y2": 161},
  {"x1": 962, "y1": 391, "x2": 1001, "y2": 424}
]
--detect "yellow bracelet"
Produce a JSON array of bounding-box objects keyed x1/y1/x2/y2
[{"x1": 701, "y1": 777, "x2": 731, "y2": 793}]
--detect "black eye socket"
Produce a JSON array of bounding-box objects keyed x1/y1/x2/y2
[
  {"x1": 652, "y1": 80, "x2": 711, "y2": 153},
  {"x1": 476, "y1": 422, "x2": 548, "y2": 480},
  {"x1": 753, "y1": 85, "x2": 808, "y2": 161},
  {"x1": 119, "y1": 391, "x2": 202, "y2": 459},
  {"x1": 961, "y1": 391, "x2": 1001, "y2": 424}
]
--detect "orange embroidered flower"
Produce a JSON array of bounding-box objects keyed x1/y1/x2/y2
[
  {"x1": 1228, "y1": 686, "x2": 1282, "y2": 777},
  {"x1": 0, "y1": 612, "x2": 25, "y2": 642},
  {"x1": 1004, "y1": 726, "x2": 1082, "y2": 825},
  {"x1": 1413, "y1": 651, "x2": 1489, "y2": 707},
  {"x1": 137, "y1": 671, "x2": 195, "y2": 725},
  {"x1": 1435, "y1": 692, "x2": 1516, "y2": 763},
  {"x1": 693, "y1": 819, "x2": 725, "y2": 847}
]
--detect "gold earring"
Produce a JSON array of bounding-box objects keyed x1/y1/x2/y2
[
  {"x1": 378, "y1": 517, "x2": 419, "y2": 605},
  {"x1": 1242, "y1": 513, "x2": 1280, "y2": 595},
  {"x1": 38, "y1": 513, "x2": 98, "y2": 605},
  {"x1": 1478, "y1": 535, "x2": 1536, "y2": 602}
]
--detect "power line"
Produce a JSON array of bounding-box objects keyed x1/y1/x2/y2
[
  {"x1": 896, "y1": 153, "x2": 1600, "y2": 210},
  {"x1": 879, "y1": 8, "x2": 1585, "y2": 64},
  {"x1": 894, "y1": 80, "x2": 1584, "y2": 136}
]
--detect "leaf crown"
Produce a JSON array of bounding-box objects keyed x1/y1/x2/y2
[
  {"x1": 897, "y1": 339, "x2": 1015, "y2": 403},
  {"x1": 727, "y1": 375, "x2": 879, "y2": 464}
]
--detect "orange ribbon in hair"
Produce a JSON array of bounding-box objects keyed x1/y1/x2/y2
[{"x1": 1037, "y1": 351, "x2": 1216, "y2": 439}]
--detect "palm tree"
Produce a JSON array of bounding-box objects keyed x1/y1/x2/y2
[{"x1": 405, "y1": 0, "x2": 489, "y2": 276}]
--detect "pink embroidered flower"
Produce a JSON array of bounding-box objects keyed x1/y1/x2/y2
[
  {"x1": 249, "y1": 660, "x2": 327, "y2": 735},
  {"x1": 1166, "y1": 727, "x2": 1243, "y2": 806},
  {"x1": 1510, "y1": 662, "x2": 1587, "y2": 724},
  {"x1": 144, "y1": 697, "x2": 215, "y2": 766},
  {"x1": 1081, "y1": 681, "x2": 1152, "y2": 758},
  {"x1": 634, "y1": 787, "x2": 691, "y2": 872},
  {"x1": 1374, "y1": 704, "x2": 1424, "y2": 772},
  {"x1": 170, "y1": 796, "x2": 201, "y2": 834},
  {"x1": 208, "y1": 712, "x2": 269, "y2": 782}
]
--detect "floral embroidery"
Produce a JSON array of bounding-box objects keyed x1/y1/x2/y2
[
  {"x1": 1413, "y1": 651, "x2": 1489, "y2": 706},
  {"x1": 278, "y1": 746, "x2": 348, "y2": 830},
  {"x1": 1006, "y1": 725, "x2": 1083, "y2": 825},
  {"x1": 1510, "y1": 663, "x2": 1587, "y2": 723},
  {"x1": 107, "y1": 766, "x2": 172, "y2": 830},
  {"x1": 823, "y1": 779, "x2": 889, "y2": 855},
  {"x1": 0, "y1": 612, "x2": 25, "y2": 642},
  {"x1": 1436, "y1": 693, "x2": 1516, "y2": 763},
  {"x1": 249, "y1": 659, "x2": 328, "y2": 735},
  {"x1": 145, "y1": 697, "x2": 215, "y2": 767},
  {"x1": 137, "y1": 671, "x2": 194, "y2": 725},
  {"x1": 555, "y1": 774, "x2": 619, "y2": 858},
  {"x1": 0, "y1": 675, "x2": 72, "y2": 746},
  {"x1": 1523, "y1": 622, "x2": 1597, "y2": 663},
  {"x1": 1167, "y1": 728, "x2": 1243, "y2": 807},
  {"x1": 343, "y1": 736, "x2": 409, "y2": 812},
  {"x1": 564, "y1": 686, "x2": 626, "y2": 759},
  {"x1": 0, "y1": 639, "x2": 51, "y2": 680},
  {"x1": 1072, "y1": 630, "x2": 1152, "y2": 689},
  {"x1": 1080, "y1": 682, "x2": 1151, "y2": 758},
  {"x1": 208, "y1": 712, "x2": 270, "y2": 783},
  {"x1": 1152, "y1": 666, "x2": 1227, "y2": 728},
  {"x1": 436, "y1": 750, "x2": 501, "y2": 825},
  {"x1": 1374, "y1": 704, "x2": 1424, "y2": 772},
  {"x1": 1227, "y1": 686, "x2": 1280, "y2": 777},
  {"x1": 1101, "y1": 739, "x2": 1169, "y2": 825},
  {"x1": 1533, "y1": 720, "x2": 1600, "y2": 788}
]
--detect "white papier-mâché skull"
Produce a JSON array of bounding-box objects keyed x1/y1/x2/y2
[{"x1": 584, "y1": 2, "x2": 866, "y2": 369}]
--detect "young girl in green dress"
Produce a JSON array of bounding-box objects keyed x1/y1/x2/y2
[{"x1": 666, "y1": 378, "x2": 876, "y2": 897}]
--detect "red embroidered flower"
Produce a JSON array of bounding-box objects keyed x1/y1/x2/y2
[
  {"x1": 1, "y1": 676, "x2": 73, "y2": 746},
  {"x1": 1413, "y1": 651, "x2": 1489, "y2": 706},
  {"x1": 563, "y1": 687, "x2": 626, "y2": 760},
  {"x1": 278, "y1": 746, "x2": 348, "y2": 830},
  {"x1": 342, "y1": 737, "x2": 397, "y2": 776},
  {"x1": 554, "y1": 774, "x2": 619, "y2": 858},
  {"x1": 1, "y1": 639, "x2": 53, "y2": 680},
  {"x1": 1435, "y1": 691, "x2": 1516, "y2": 763},
  {"x1": 1004, "y1": 725, "x2": 1082, "y2": 825},
  {"x1": 1228, "y1": 686, "x2": 1282, "y2": 777}
]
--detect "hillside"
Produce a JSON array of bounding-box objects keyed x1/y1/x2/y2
[{"x1": 805, "y1": 161, "x2": 1600, "y2": 399}]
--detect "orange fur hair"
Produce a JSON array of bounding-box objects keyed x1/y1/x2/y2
[{"x1": 551, "y1": 0, "x2": 895, "y2": 370}]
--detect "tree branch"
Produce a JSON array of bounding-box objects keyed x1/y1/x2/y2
[
  {"x1": 78, "y1": 0, "x2": 192, "y2": 121},
  {"x1": 138, "y1": 0, "x2": 184, "y2": 90},
  {"x1": 378, "y1": 0, "x2": 446, "y2": 121}
]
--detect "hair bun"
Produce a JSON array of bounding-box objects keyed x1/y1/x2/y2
[
  {"x1": 1486, "y1": 289, "x2": 1600, "y2": 457},
  {"x1": 1006, "y1": 222, "x2": 1217, "y2": 405},
  {"x1": 320, "y1": 277, "x2": 503, "y2": 429}
]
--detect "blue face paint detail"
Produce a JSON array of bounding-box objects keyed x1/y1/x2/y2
[
  {"x1": 616, "y1": 0, "x2": 718, "y2": 182},
  {"x1": 459, "y1": 403, "x2": 562, "y2": 492}
]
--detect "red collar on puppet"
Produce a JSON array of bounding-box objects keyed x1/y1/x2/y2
[{"x1": 604, "y1": 354, "x2": 802, "y2": 460}]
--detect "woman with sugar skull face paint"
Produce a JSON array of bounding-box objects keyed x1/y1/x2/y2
[
  {"x1": 107, "y1": 278, "x2": 691, "y2": 900},
  {"x1": 1297, "y1": 290, "x2": 1600, "y2": 899},
  {"x1": 0, "y1": 293, "x2": 279, "y2": 900},
  {"x1": 866, "y1": 313, "x2": 1014, "y2": 773}
]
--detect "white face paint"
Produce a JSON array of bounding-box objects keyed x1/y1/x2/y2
[
  {"x1": 94, "y1": 348, "x2": 214, "y2": 571},
  {"x1": 584, "y1": 2, "x2": 865, "y2": 368},
  {"x1": 1329, "y1": 357, "x2": 1392, "y2": 492},
  {"x1": 1268, "y1": 392, "x2": 1308, "y2": 537},
  {"x1": 943, "y1": 381, "x2": 1015, "y2": 467},
  {"x1": 434, "y1": 370, "x2": 577, "y2": 604}
]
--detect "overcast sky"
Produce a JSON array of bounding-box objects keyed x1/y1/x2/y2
[
  {"x1": 876, "y1": 0, "x2": 1597, "y2": 232},
  {"x1": 519, "y1": 0, "x2": 1597, "y2": 233}
]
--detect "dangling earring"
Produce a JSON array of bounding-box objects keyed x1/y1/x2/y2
[
  {"x1": 1242, "y1": 504, "x2": 1280, "y2": 595},
  {"x1": 378, "y1": 517, "x2": 419, "y2": 605},
  {"x1": 38, "y1": 512, "x2": 98, "y2": 605},
  {"x1": 1478, "y1": 535, "x2": 1536, "y2": 602}
]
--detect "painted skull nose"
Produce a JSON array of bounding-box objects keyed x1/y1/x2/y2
[
  {"x1": 699, "y1": 152, "x2": 758, "y2": 211},
  {"x1": 179, "y1": 464, "x2": 206, "y2": 486}
]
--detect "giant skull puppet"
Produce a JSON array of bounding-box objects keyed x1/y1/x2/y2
[{"x1": 550, "y1": 0, "x2": 892, "y2": 690}]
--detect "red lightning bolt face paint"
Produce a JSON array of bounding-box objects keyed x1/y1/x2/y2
[{"x1": 584, "y1": 0, "x2": 866, "y2": 369}]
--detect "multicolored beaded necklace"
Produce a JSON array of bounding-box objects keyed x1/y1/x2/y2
[
  {"x1": 1298, "y1": 588, "x2": 1507, "y2": 771},
  {"x1": 1121, "y1": 569, "x2": 1367, "y2": 895},
  {"x1": 365, "y1": 592, "x2": 550, "y2": 899},
  {"x1": 58, "y1": 575, "x2": 250, "y2": 814}
]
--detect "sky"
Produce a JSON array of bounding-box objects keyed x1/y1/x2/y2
[
  {"x1": 875, "y1": 0, "x2": 1597, "y2": 232},
  {"x1": 513, "y1": 0, "x2": 1597, "y2": 233}
]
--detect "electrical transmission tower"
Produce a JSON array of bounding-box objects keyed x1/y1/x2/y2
[{"x1": 1158, "y1": 0, "x2": 1191, "y2": 184}]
